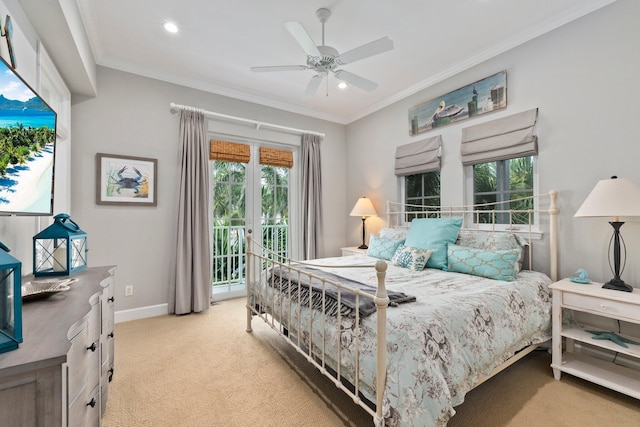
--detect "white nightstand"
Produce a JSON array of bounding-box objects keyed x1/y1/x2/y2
[
  {"x1": 341, "y1": 246, "x2": 368, "y2": 257},
  {"x1": 549, "y1": 278, "x2": 640, "y2": 399}
]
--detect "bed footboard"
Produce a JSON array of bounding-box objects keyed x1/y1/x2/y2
[{"x1": 245, "y1": 233, "x2": 389, "y2": 426}]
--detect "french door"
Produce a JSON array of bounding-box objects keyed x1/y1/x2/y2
[{"x1": 211, "y1": 144, "x2": 295, "y2": 300}]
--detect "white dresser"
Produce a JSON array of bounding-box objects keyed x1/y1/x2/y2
[{"x1": 0, "y1": 266, "x2": 116, "y2": 426}]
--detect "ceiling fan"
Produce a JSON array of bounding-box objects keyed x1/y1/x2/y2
[{"x1": 250, "y1": 8, "x2": 394, "y2": 96}]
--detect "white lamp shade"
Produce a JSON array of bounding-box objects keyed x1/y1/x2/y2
[
  {"x1": 350, "y1": 197, "x2": 377, "y2": 217},
  {"x1": 575, "y1": 176, "x2": 640, "y2": 218}
]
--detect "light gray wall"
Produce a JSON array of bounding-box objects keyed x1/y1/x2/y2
[
  {"x1": 346, "y1": 1, "x2": 640, "y2": 285},
  {"x1": 71, "y1": 67, "x2": 347, "y2": 311}
]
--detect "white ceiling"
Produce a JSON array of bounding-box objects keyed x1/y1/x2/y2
[{"x1": 75, "y1": 0, "x2": 614, "y2": 124}]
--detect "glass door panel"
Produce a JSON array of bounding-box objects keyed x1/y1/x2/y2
[
  {"x1": 212, "y1": 161, "x2": 246, "y2": 298},
  {"x1": 211, "y1": 147, "x2": 291, "y2": 301}
]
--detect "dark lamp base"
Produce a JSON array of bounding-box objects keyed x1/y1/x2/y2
[
  {"x1": 602, "y1": 278, "x2": 633, "y2": 293},
  {"x1": 358, "y1": 244, "x2": 368, "y2": 250}
]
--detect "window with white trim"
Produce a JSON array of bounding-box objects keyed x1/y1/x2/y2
[
  {"x1": 404, "y1": 171, "x2": 441, "y2": 220},
  {"x1": 395, "y1": 136, "x2": 442, "y2": 221},
  {"x1": 460, "y1": 108, "x2": 539, "y2": 227},
  {"x1": 467, "y1": 156, "x2": 535, "y2": 224}
]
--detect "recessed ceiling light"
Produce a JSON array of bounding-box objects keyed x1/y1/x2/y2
[
  {"x1": 338, "y1": 82, "x2": 348, "y2": 89},
  {"x1": 164, "y1": 22, "x2": 179, "y2": 34}
]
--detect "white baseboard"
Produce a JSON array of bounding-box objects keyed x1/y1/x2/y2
[{"x1": 115, "y1": 303, "x2": 169, "y2": 323}]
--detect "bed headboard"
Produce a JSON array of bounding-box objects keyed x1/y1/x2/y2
[{"x1": 386, "y1": 191, "x2": 559, "y2": 281}]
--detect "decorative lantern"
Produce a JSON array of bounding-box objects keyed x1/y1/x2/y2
[
  {"x1": 33, "y1": 213, "x2": 88, "y2": 277},
  {"x1": 0, "y1": 241, "x2": 22, "y2": 354}
]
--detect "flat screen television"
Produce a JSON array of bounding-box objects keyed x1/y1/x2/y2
[{"x1": 0, "y1": 56, "x2": 57, "y2": 216}]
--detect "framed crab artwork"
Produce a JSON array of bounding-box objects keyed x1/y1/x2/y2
[{"x1": 96, "y1": 153, "x2": 157, "y2": 206}]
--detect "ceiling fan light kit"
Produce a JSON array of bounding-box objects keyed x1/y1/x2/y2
[{"x1": 251, "y1": 8, "x2": 393, "y2": 96}]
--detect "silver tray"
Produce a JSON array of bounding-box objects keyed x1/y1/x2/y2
[{"x1": 22, "y1": 278, "x2": 78, "y2": 302}]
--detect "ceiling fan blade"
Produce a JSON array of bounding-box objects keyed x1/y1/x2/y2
[
  {"x1": 304, "y1": 75, "x2": 324, "y2": 97},
  {"x1": 250, "y1": 65, "x2": 308, "y2": 72},
  {"x1": 335, "y1": 37, "x2": 394, "y2": 65},
  {"x1": 285, "y1": 21, "x2": 321, "y2": 57},
  {"x1": 333, "y1": 70, "x2": 378, "y2": 92}
]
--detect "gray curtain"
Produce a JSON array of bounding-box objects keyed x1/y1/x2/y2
[
  {"x1": 301, "y1": 133, "x2": 323, "y2": 260},
  {"x1": 171, "y1": 108, "x2": 212, "y2": 314}
]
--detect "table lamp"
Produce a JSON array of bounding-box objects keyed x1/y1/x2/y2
[
  {"x1": 574, "y1": 176, "x2": 640, "y2": 292},
  {"x1": 350, "y1": 197, "x2": 377, "y2": 249}
]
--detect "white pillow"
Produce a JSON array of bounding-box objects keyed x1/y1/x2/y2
[{"x1": 379, "y1": 227, "x2": 408, "y2": 241}]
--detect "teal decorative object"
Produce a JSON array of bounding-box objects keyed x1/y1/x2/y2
[
  {"x1": 570, "y1": 268, "x2": 591, "y2": 284},
  {"x1": 0, "y1": 241, "x2": 22, "y2": 354},
  {"x1": 367, "y1": 235, "x2": 404, "y2": 261},
  {"x1": 33, "y1": 213, "x2": 88, "y2": 276},
  {"x1": 586, "y1": 330, "x2": 640, "y2": 348},
  {"x1": 446, "y1": 243, "x2": 520, "y2": 281}
]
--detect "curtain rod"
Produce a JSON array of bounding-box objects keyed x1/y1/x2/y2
[{"x1": 169, "y1": 103, "x2": 325, "y2": 137}]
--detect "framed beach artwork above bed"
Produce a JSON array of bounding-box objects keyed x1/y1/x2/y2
[
  {"x1": 409, "y1": 70, "x2": 507, "y2": 136},
  {"x1": 96, "y1": 153, "x2": 157, "y2": 206}
]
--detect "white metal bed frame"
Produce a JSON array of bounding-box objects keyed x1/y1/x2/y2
[{"x1": 245, "y1": 190, "x2": 558, "y2": 426}]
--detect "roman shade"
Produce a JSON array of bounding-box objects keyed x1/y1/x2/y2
[
  {"x1": 210, "y1": 139, "x2": 250, "y2": 163},
  {"x1": 259, "y1": 146, "x2": 293, "y2": 168},
  {"x1": 460, "y1": 108, "x2": 538, "y2": 166},
  {"x1": 394, "y1": 135, "x2": 442, "y2": 176}
]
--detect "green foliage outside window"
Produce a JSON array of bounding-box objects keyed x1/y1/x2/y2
[
  {"x1": 212, "y1": 161, "x2": 289, "y2": 285},
  {"x1": 473, "y1": 156, "x2": 534, "y2": 224},
  {"x1": 402, "y1": 157, "x2": 533, "y2": 226},
  {"x1": 405, "y1": 171, "x2": 441, "y2": 221}
]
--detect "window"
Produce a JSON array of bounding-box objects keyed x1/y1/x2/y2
[
  {"x1": 471, "y1": 156, "x2": 534, "y2": 224},
  {"x1": 404, "y1": 170, "x2": 441, "y2": 220}
]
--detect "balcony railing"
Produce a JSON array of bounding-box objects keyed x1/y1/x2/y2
[
  {"x1": 212, "y1": 223, "x2": 288, "y2": 288},
  {"x1": 212, "y1": 224, "x2": 245, "y2": 287}
]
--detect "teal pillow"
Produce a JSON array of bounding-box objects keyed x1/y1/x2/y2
[
  {"x1": 446, "y1": 243, "x2": 521, "y2": 281},
  {"x1": 404, "y1": 217, "x2": 463, "y2": 270},
  {"x1": 366, "y1": 235, "x2": 404, "y2": 260},
  {"x1": 391, "y1": 245, "x2": 433, "y2": 271}
]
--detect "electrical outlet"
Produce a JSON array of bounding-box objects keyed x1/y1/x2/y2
[{"x1": 125, "y1": 285, "x2": 133, "y2": 296}]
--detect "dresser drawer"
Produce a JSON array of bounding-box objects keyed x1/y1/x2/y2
[
  {"x1": 68, "y1": 383, "x2": 100, "y2": 427},
  {"x1": 563, "y1": 292, "x2": 640, "y2": 323}
]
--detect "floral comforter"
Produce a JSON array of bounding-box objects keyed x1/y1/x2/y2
[{"x1": 250, "y1": 254, "x2": 552, "y2": 426}]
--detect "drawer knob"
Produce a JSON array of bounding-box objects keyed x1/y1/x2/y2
[
  {"x1": 599, "y1": 304, "x2": 607, "y2": 310},
  {"x1": 87, "y1": 397, "x2": 97, "y2": 408},
  {"x1": 108, "y1": 296, "x2": 115, "y2": 302},
  {"x1": 87, "y1": 342, "x2": 97, "y2": 352},
  {"x1": 108, "y1": 332, "x2": 114, "y2": 338}
]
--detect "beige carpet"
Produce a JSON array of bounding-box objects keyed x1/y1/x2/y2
[{"x1": 103, "y1": 298, "x2": 640, "y2": 427}]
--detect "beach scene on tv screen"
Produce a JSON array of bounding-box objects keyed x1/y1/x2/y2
[{"x1": 0, "y1": 63, "x2": 56, "y2": 214}]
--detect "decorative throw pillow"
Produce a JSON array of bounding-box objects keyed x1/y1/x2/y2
[
  {"x1": 367, "y1": 235, "x2": 404, "y2": 261},
  {"x1": 391, "y1": 245, "x2": 433, "y2": 271},
  {"x1": 446, "y1": 243, "x2": 521, "y2": 281},
  {"x1": 379, "y1": 227, "x2": 409, "y2": 241},
  {"x1": 404, "y1": 217, "x2": 463, "y2": 270},
  {"x1": 456, "y1": 230, "x2": 529, "y2": 272}
]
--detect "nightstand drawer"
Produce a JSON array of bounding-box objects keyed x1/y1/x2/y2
[{"x1": 563, "y1": 292, "x2": 640, "y2": 322}]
